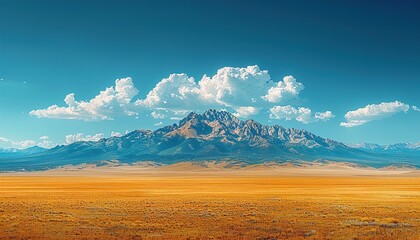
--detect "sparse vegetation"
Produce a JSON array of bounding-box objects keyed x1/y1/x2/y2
[{"x1": 0, "y1": 175, "x2": 419, "y2": 239}]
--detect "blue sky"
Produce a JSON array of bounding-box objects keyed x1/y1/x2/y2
[{"x1": 0, "y1": 0, "x2": 419, "y2": 148}]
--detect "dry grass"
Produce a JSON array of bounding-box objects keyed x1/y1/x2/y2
[{"x1": 0, "y1": 175, "x2": 419, "y2": 239}]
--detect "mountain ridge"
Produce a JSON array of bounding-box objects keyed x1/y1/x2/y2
[
  {"x1": 349, "y1": 142, "x2": 420, "y2": 153},
  {"x1": 0, "y1": 146, "x2": 46, "y2": 157},
  {"x1": 0, "y1": 109, "x2": 419, "y2": 171}
]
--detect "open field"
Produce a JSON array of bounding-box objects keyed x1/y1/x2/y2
[{"x1": 0, "y1": 166, "x2": 419, "y2": 239}]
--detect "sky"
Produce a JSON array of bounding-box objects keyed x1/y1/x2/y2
[{"x1": 0, "y1": 0, "x2": 419, "y2": 148}]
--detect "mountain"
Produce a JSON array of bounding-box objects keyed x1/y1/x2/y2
[
  {"x1": 0, "y1": 109, "x2": 419, "y2": 171},
  {"x1": 350, "y1": 142, "x2": 420, "y2": 155},
  {"x1": 0, "y1": 146, "x2": 46, "y2": 158}
]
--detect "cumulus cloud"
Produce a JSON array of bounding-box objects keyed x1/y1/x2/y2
[
  {"x1": 138, "y1": 73, "x2": 200, "y2": 110},
  {"x1": 29, "y1": 65, "x2": 332, "y2": 124},
  {"x1": 110, "y1": 131, "x2": 122, "y2": 137},
  {"x1": 315, "y1": 111, "x2": 335, "y2": 121},
  {"x1": 262, "y1": 76, "x2": 304, "y2": 103},
  {"x1": 136, "y1": 65, "x2": 306, "y2": 118},
  {"x1": 269, "y1": 106, "x2": 335, "y2": 124},
  {"x1": 65, "y1": 133, "x2": 104, "y2": 144},
  {"x1": 233, "y1": 106, "x2": 259, "y2": 118},
  {"x1": 0, "y1": 136, "x2": 55, "y2": 149},
  {"x1": 1, "y1": 132, "x2": 137, "y2": 149},
  {"x1": 151, "y1": 110, "x2": 166, "y2": 119},
  {"x1": 39, "y1": 136, "x2": 49, "y2": 140},
  {"x1": 196, "y1": 66, "x2": 272, "y2": 107},
  {"x1": 37, "y1": 136, "x2": 55, "y2": 148},
  {"x1": 340, "y1": 101, "x2": 410, "y2": 127},
  {"x1": 0, "y1": 137, "x2": 37, "y2": 149},
  {"x1": 30, "y1": 78, "x2": 139, "y2": 121},
  {"x1": 413, "y1": 106, "x2": 420, "y2": 112}
]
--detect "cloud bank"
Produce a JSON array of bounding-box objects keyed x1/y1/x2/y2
[
  {"x1": 0, "y1": 137, "x2": 36, "y2": 149},
  {"x1": 340, "y1": 101, "x2": 411, "y2": 127},
  {"x1": 0, "y1": 136, "x2": 54, "y2": 149},
  {"x1": 30, "y1": 78, "x2": 139, "y2": 120},
  {"x1": 269, "y1": 106, "x2": 335, "y2": 124},
  {"x1": 0, "y1": 131, "x2": 134, "y2": 149},
  {"x1": 65, "y1": 133, "x2": 105, "y2": 144},
  {"x1": 136, "y1": 66, "x2": 306, "y2": 116},
  {"x1": 29, "y1": 65, "x2": 333, "y2": 124}
]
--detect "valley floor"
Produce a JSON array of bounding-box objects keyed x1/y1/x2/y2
[{"x1": 0, "y1": 167, "x2": 419, "y2": 239}]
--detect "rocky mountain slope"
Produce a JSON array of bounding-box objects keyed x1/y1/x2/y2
[{"x1": 0, "y1": 110, "x2": 419, "y2": 171}]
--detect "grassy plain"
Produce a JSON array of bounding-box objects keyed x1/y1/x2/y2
[{"x1": 0, "y1": 166, "x2": 419, "y2": 239}]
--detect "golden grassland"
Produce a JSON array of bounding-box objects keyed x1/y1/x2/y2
[{"x1": 0, "y1": 169, "x2": 419, "y2": 239}]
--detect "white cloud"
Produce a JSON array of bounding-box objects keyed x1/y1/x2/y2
[
  {"x1": 269, "y1": 106, "x2": 335, "y2": 124},
  {"x1": 196, "y1": 66, "x2": 272, "y2": 107},
  {"x1": 340, "y1": 101, "x2": 410, "y2": 127},
  {"x1": 2, "y1": 132, "x2": 142, "y2": 149},
  {"x1": 315, "y1": 111, "x2": 335, "y2": 121},
  {"x1": 29, "y1": 65, "x2": 332, "y2": 125},
  {"x1": 262, "y1": 76, "x2": 304, "y2": 103},
  {"x1": 30, "y1": 77, "x2": 139, "y2": 121},
  {"x1": 18, "y1": 140, "x2": 36, "y2": 148},
  {"x1": 38, "y1": 141, "x2": 55, "y2": 148},
  {"x1": 65, "y1": 133, "x2": 104, "y2": 144},
  {"x1": 413, "y1": 106, "x2": 420, "y2": 112},
  {"x1": 154, "y1": 121, "x2": 164, "y2": 126},
  {"x1": 111, "y1": 131, "x2": 122, "y2": 137},
  {"x1": 36, "y1": 136, "x2": 55, "y2": 148},
  {"x1": 151, "y1": 110, "x2": 166, "y2": 119},
  {"x1": 137, "y1": 73, "x2": 200, "y2": 110},
  {"x1": 0, "y1": 137, "x2": 36, "y2": 149},
  {"x1": 233, "y1": 106, "x2": 259, "y2": 118},
  {"x1": 136, "y1": 65, "x2": 305, "y2": 118}
]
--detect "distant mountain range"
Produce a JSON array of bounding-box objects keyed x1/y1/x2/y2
[
  {"x1": 348, "y1": 142, "x2": 420, "y2": 152},
  {"x1": 0, "y1": 109, "x2": 419, "y2": 171},
  {"x1": 349, "y1": 142, "x2": 420, "y2": 154},
  {"x1": 0, "y1": 146, "x2": 46, "y2": 157}
]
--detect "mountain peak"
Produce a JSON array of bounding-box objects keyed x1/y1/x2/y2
[
  {"x1": 2, "y1": 108, "x2": 419, "y2": 171},
  {"x1": 177, "y1": 109, "x2": 241, "y2": 127},
  {"x1": 202, "y1": 109, "x2": 238, "y2": 121},
  {"x1": 160, "y1": 109, "x2": 347, "y2": 150}
]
